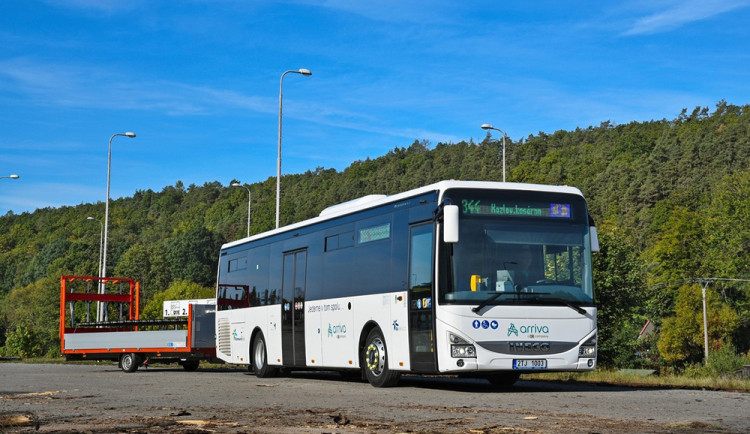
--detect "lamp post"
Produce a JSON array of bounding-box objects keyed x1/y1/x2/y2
[
  {"x1": 277, "y1": 68, "x2": 312, "y2": 229},
  {"x1": 1, "y1": 174, "x2": 19, "y2": 180},
  {"x1": 101, "y1": 132, "x2": 135, "y2": 320},
  {"x1": 86, "y1": 216, "x2": 104, "y2": 290},
  {"x1": 231, "y1": 182, "x2": 251, "y2": 237},
  {"x1": 481, "y1": 124, "x2": 508, "y2": 182}
]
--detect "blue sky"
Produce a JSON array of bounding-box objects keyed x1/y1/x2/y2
[{"x1": 1, "y1": 0, "x2": 749, "y2": 215}]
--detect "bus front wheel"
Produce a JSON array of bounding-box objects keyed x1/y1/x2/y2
[
  {"x1": 362, "y1": 328, "x2": 400, "y2": 387},
  {"x1": 252, "y1": 333, "x2": 278, "y2": 378},
  {"x1": 486, "y1": 372, "x2": 520, "y2": 388}
]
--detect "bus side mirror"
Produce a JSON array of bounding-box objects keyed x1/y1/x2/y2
[
  {"x1": 590, "y1": 226, "x2": 600, "y2": 252},
  {"x1": 444, "y1": 205, "x2": 459, "y2": 243}
]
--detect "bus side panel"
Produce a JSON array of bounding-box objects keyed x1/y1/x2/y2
[
  {"x1": 216, "y1": 306, "x2": 281, "y2": 366},
  {"x1": 263, "y1": 304, "x2": 283, "y2": 367},
  {"x1": 306, "y1": 291, "x2": 410, "y2": 371},
  {"x1": 310, "y1": 296, "x2": 352, "y2": 368},
  {"x1": 387, "y1": 290, "x2": 410, "y2": 371},
  {"x1": 216, "y1": 308, "x2": 249, "y2": 364},
  {"x1": 230, "y1": 315, "x2": 250, "y2": 364}
]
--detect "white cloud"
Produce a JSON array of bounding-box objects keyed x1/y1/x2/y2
[
  {"x1": 623, "y1": 0, "x2": 749, "y2": 35},
  {"x1": 0, "y1": 58, "x2": 273, "y2": 116}
]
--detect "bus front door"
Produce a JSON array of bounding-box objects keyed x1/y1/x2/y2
[
  {"x1": 408, "y1": 223, "x2": 437, "y2": 372},
  {"x1": 282, "y1": 249, "x2": 307, "y2": 367}
]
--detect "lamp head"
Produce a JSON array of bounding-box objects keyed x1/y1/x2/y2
[
  {"x1": 481, "y1": 124, "x2": 493, "y2": 130},
  {"x1": 87, "y1": 216, "x2": 96, "y2": 221},
  {"x1": 9, "y1": 174, "x2": 19, "y2": 179},
  {"x1": 231, "y1": 182, "x2": 242, "y2": 187},
  {"x1": 125, "y1": 132, "x2": 136, "y2": 138},
  {"x1": 298, "y1": 69, "x2": 312, "y2": 76}
]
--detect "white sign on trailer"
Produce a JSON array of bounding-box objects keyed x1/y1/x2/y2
[{"x1": 163, "y1": 299, "x2": 216, "y2": 318}]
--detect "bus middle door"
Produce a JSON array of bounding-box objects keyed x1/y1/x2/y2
[{"x1": 282, "y1": 249, "x2": 307, "y2": 367}]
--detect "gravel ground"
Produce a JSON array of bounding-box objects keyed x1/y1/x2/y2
[{"x1": 1, "y1": 363, "x2": 748, "y2": 433}]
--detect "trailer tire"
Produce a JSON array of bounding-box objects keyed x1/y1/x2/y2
[
  {"x1": 182, "y1": 360, "x2": 200, "y2": 372},
  {"x1": 252, "y1": 333, "x2": 278, "y2": 378},
  {"x1": 120, "y1": 353, "x2": 140, "y2": 373},
  {"x1": 362, "y1": 328, "x2": 400, "y2": 387}
]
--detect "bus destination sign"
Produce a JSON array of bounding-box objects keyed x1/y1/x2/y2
[{"x1": 461, "y1": 199, "x2": 572, "y2": 219}]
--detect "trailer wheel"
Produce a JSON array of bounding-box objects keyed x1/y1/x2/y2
[
  {"x1": 120, "y1": 353, "x2": 140, "y2": 373},
  {"x1": 252, "y1": 333, "x2": 278, "y2": 378},
  {"x1": 362, "y1": 328, "x2": 400, "y2": 387},
  {"x1": 182, "y1": 360, "x2": 200, "y2": 372}
]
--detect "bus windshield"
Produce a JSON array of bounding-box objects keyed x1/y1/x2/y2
[{"x1": 439, "y1": 189, "x2": 594, "y2": 307}]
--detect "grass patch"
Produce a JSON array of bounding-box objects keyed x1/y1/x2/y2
[{"x1": 525, "y1": 369, "x2": 750, "y2": 392}]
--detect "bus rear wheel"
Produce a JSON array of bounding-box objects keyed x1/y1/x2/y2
[
  {"x1": 362, "y1": 328, "x2": 400, "y2": 387},
  {"x1": 252, "y1": 333, "x2": 278, "y2": 378}
]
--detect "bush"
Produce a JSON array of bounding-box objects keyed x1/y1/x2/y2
[
  {"x1": 683, "y1": 343, "x2": 746, "y2": 378},
  {"x1": 2, "y1": 324, "x2": 42, "y2": 357}
]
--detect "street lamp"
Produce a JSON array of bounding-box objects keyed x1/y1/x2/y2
[
  {"x1": 231, "y1": 182, "x2": 251, "y2": 238},
  {"x1": 86, "y1": 216, "x2": 104, "y2": 293},
  {"x1": 481, "y1": 124, "x2": 508, "y2": 182},
  {"x1": 1, "y1": 174, "x2": 19, "y2": 179},
  {"x1": 101, "y1": 132, "x2": 135, "y2": 320},
  {"x1": 277, "y1": 68, "x2": 312, "y2": 229}
]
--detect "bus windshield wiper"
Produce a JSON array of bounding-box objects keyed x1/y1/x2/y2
[
  {"x1": 471, "y1": 292, "x2": 506, "y2": 314},
  {"x1": 549, "y1": 298, "x2": 588, "y2": 315},
  {"x1": 525, "y1": 296, "x2": 587, "y2": 316},
  {"x1": 471, "y1": 290, "x2": 550, "y2": 314}
]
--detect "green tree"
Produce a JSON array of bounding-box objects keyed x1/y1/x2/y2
[
  {"x1": 592, "y1": 223, "x2": 646, "y2": 367},
  {"x1": 657, "y1": 284, "x2": 740, "y2": 365},
  {"x1": 165, "y1": 225, "x2": 225, "y2": 287},
  {"x1": 0, "y1": 276, "x2": 60, "y2": 357}
]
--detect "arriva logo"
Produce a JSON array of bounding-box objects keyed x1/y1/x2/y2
[
  {"x1": 508, "y1": 323, "x2": 550, "y2": 336},
  {"x1": 507, "y1": 323, "x2": 518, "y2": 337},
  {"x1": 328, "y1": 323, "x2": 347, "y2": 338}
]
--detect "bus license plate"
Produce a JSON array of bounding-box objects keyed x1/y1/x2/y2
[{"x1": 513, "y1": 359, "x2": 547, "y2": 369}]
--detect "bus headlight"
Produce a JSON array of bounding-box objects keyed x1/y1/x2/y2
[
  {"x1": 449, "y1": 332, "x2": 476, "y2": 358},
  {"x1": 578, "y1": 334, "x2": 597, "y2": 358}
]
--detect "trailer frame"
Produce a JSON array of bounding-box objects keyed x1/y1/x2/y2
[{"x1": 60, "y1": 275, "x2": 216, "y2": 372}]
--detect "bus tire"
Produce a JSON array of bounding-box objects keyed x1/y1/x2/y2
[
  {"x1": 486, "y1": 372, "x2": 520, "y2": 388},
  {"x1": 362, "y1": 328, "x2": 400, "y2": 387},
  {"x1": 120, "y1": 353, "x2": 140, "y2": 373},
  {"x1": 252, "y1": 333, "x2": 278, "y2": 378}
]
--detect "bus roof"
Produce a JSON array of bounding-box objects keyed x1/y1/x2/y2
[{"x1": 221, "y1": 180, "x2": 585, "y2": 250}]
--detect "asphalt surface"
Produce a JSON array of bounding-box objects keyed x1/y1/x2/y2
[{"x1": 1, "y1": 362, "x2": 748, "y2": 432}]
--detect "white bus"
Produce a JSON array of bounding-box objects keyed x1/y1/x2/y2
[{"x1": 215, "y1": 180, "x2": 599, "y2": 387}]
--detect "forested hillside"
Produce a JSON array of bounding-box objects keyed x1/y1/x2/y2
[{"x1": 1, "y1": 101, "x2": 749, "y2": 372}]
